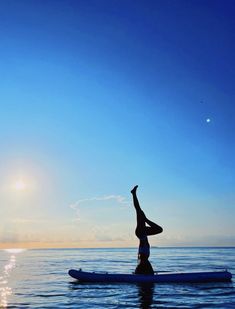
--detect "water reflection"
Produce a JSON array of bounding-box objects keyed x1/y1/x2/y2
[
  {"x1": 0, "y1": 249, "x2": 25, "y2": 307},
  {"x1": 137, "y1": 283, "x2": 154, "y2": 309},
  {"x1": 4, "y1": 248, "x2": 25, "y2": 254}
]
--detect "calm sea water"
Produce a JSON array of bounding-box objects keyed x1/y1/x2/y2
[{"x1": 0, "y1": 247, "x2": 234, "y2": 308}]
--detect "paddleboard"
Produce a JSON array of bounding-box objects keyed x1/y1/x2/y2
[{"x1": 68, "y1": 269, "x2": 232, "y2": 283}]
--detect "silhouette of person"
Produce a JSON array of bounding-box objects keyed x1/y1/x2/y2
[{"x1": 131, "y1": 185, "x2": 163, "y2": 275}]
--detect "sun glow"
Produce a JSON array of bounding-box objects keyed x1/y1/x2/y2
[
  {"x1": 4, "y1": 248, "x2": 26, "y2": 253},
  {"x1": 14, "y1": 180, "x2": 26, "y2": 191}
]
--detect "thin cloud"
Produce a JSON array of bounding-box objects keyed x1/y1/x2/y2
[
  {"x1": 70, "y1": 194, "x2": 130, "y2": 220},
  {"x1": 10, "y1": 218, "x2": 47, "y2": 224}
]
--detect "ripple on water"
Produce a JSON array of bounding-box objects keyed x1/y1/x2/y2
[{"x1": 0, "y1": 248, "x2": 235, "y2": 308}]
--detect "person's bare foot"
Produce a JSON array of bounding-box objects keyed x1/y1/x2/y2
[{"x1": 131, "y1": 185, "x2": 138, "y2": 194}]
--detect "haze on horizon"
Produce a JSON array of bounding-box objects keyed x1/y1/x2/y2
[{"x1": 0, "y1": 0, "x2": 235, "y2": 249}]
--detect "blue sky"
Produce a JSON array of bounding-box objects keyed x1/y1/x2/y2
[{"x1": 0, "y1": 0, "x2": 235, "y2": 248}]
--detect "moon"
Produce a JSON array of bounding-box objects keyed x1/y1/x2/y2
[{"x1": 206, "y1": 118, "x2": 211, "y2": 123}]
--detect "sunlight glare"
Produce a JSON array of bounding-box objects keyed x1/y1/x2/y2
[
  {"x1": 4, "y1": 248, "x2": 26, "y2": 254},
  {"x1": 14, "y1": 180, "x2": 26, "y2": 191}
]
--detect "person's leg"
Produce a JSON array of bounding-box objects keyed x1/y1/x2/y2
[
  {"x1": 131, "y1": 185, "x2": 141, "y2": 212},
  {"x1": 145, "y1": 217, "x2": 163, "y2": 236},
  {"x1": 131, "y1": 186, "x2": 163, "y2": 236},
  {"x1": 131, "y1": 185, "x2": 146, "y2": 238}
]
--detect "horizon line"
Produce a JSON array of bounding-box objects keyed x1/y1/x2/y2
[{"x1": 1, "y1": 245, "x2": 235, "y2": 251}]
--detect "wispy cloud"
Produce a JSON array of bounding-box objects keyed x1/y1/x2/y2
[
  {"x1": 70, "y1": 194, "x2": 130, "y2": 220},
  {"x1": 153, "y1": 234, "x2": 235, "y2": 247},
  {"x1": 10, "y1": 218, "x2": 48, "y2": 224}
]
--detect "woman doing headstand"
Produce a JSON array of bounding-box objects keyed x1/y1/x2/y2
[{"x1": 131, "y1": 185, "x2": 163, "y2": 275}]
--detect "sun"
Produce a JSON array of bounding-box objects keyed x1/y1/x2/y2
[{"x1": 14, "y1": 180, "x2": 26, "y2": 191}]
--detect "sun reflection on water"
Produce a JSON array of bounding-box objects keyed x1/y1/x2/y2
[
  {"x1": 0, "y1": 249, "x2": 25, "y2": 307},
  {"x1": 4, "y1": 248, "x2": 26, "y2": 254}
]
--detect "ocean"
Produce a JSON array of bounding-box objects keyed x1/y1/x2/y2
[{"x1": 0, "y1": 247, "x2": 234, "y2": 308}]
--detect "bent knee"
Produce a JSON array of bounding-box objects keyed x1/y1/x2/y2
[{"x1": 154, "y1": 226, "x2": 163, "y2": 234}]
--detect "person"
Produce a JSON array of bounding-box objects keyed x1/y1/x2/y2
[{"x1": 131, "y1": 185, "x2": 163, "y2": 275}]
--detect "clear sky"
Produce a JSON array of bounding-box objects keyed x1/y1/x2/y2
[{"x1": 0, "y1": 0, "x2": 235, "y2": 248}]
